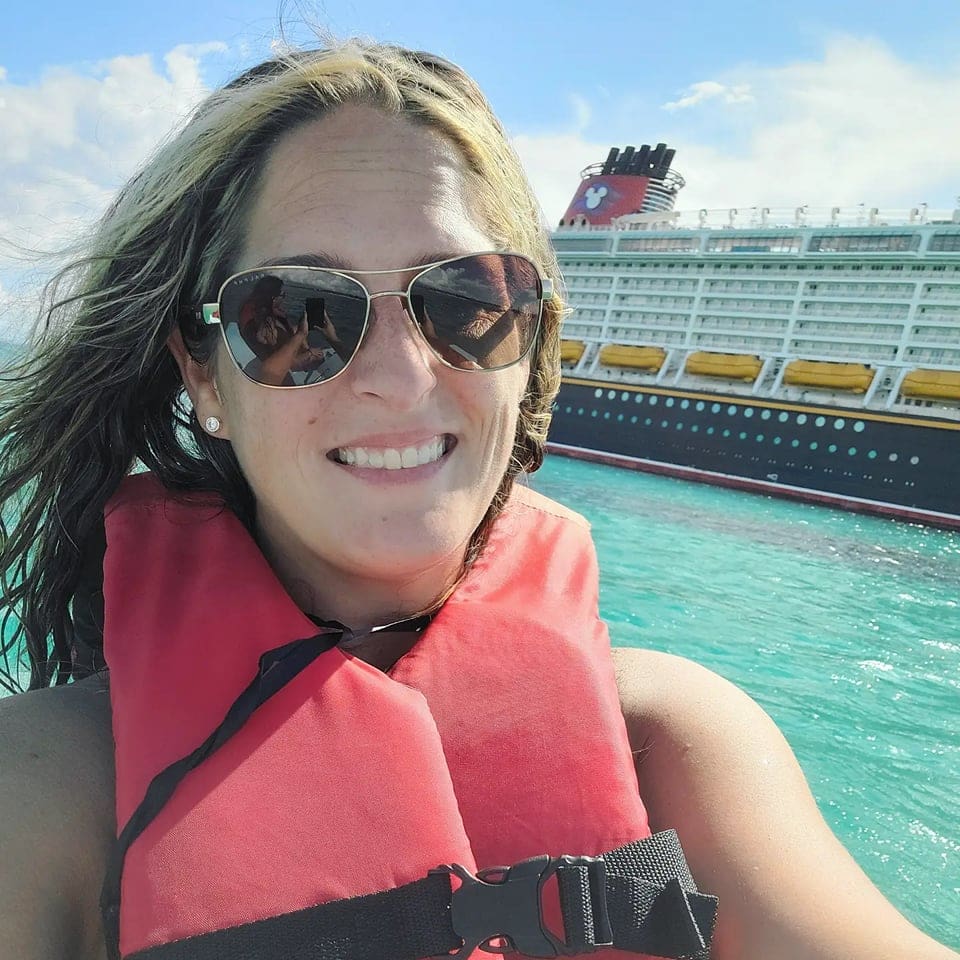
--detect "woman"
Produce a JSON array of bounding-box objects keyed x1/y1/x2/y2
[{"x1": 0, "y1": 41, "x2": 955, "y2": 960}]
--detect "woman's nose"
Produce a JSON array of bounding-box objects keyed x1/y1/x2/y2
[{"x1": 345, "y1": 295, "x2": 439, "y2": 407}]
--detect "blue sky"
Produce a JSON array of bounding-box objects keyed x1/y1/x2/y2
[{"x1": 2, "y1": 1, "x2": 960, "y2": 329}]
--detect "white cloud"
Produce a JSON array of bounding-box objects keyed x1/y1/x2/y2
[
  {"x1": 518, "y1": 35, "x2": 960, "y2": 223},
  {"x1": 0, "y1": 44, "x2": 226, "y2": 338},
  {"x1": 663, "y1": 80, "x2": 754, "y2": 111}
]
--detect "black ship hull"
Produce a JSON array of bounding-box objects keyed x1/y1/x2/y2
[{"x1": 548, "y1": 378, "x2": 960, "y2": 529}]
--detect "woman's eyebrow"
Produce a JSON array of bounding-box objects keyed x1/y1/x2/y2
[{"x1": 255, "y1": 251, "x2": 472, "y2": 270}]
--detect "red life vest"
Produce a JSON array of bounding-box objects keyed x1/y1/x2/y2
[{"x1": 102, "y1": 474, "x2": 676, "y2": 958}]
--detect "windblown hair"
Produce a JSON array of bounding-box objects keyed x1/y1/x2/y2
[{"x1": 0, "y1": 39, "x2": 565, "y2": 692}]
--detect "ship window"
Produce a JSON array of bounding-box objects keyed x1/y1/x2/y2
[
  {"x1": 712, "y1": 403, "x2": 722, "y2": 413},
  {"x1": 722, "y1": 429, "x2": 731, "y2": 437},
  {"x1": 815, "y1": 416, "x2": 826, "y2": 427},
  {"x1": 739, "y1": 431, "x2": 748, "y2": 440},
  {"x1": 621, "y1": 392, "x2": 630, "y2": 402},
  {"x1": 889, "y1": 452, "x2": 898, "y2": 461},
  {"x1": 666, "y1": 397, "x2": 675, "y2": 407},
  {"x1": 744, "y1": 408, "x2": 754, "y2": 418},
  {"x1": 617, "y1": 414, "x2": 624, "y2": 422},
  {"x1": 691, "y1": 424, "x2": 699, "y2": 432},
  {"x1": 661, "y1": 420, "x2": 669, "y2": 429},
  {"x1": 564, "y1": 407, "x2": 572, "y2": 414},
  {"x1": 604, "y1": 412, "x2": 611, "y2": 419},
  {"x1": 676, "y1": 422, "x2": 684, "y2": 431},
  {"x1": 796, "y1": 414, "x2": 807, "y2": 425},
  {"x1": 761, "y1": 409, "x2": 772, "y2": 420},
  {"x1": 681, "y1": 399, "x2": 690, "y2": 409},
  {"x1": 650, "y1": 396, "x2": 659, "y2": 406},
  {"x1": 594, "y1": 389, "x2": 604, "y2": 399},
  {"x1": 810, "y1": 442, "x2": 818, "y2": 451},
  {"x1": 868, "y1": 450, "x2": 877, "y2": 459},
  {"x1": 791, "y1": 439, "x2": 800, "y2": 448},
  {"x1": 778, "y1": 412, "x2": 789, "y2": 422},
  {"x1": 696, "y1": 401, "x2": 706, "y2": 412},
  {"x1": 591, "y1": 410, "x2": 598, "y2": 417},
  {"x1": 834, "y1": 418, "x2": 846, "y2": 429},
  {"x1": 756, "y1": 434, "x2": 764, "y2": 442},
  {"x1": 577, "y1": 408, "x2": 584, "y2": 415},
  {"x1": 635, "y1": 394, "x2": 644, "y2": 403},
  {"x1": 773, "y1": 436, "x2": 782, "y2": 444},
  {"x1": 706, "y1": 426, "x2": 715, "y2": 435},
  {"x1": 847, "y1": 447, "x2": 857, "y2": 456},
  {"x1": 853, "y1": 421, "x2": 865, "y2": 432},
  {"x1": 727, "y1": 405, "x2": 738, "y2": 416},
  {"x1": 929, "y1": 234, "x2": 960, "y2": 251},
  {"x1": 910, "y1": 455, "x2": 920, "y2": 465}
]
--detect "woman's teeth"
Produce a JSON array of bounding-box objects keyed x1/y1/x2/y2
[{"x1": 337, "y1": 436, "x2": 446, "y2": 469}]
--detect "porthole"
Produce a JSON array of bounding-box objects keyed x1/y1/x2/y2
[
  {"x1": 815, "y1": 416, "x2": 826, "y2": 427},
  {"x1": 889, "y1": 453, "x2": 898, "y2": 462},
  {"x1": 727, "y1": 405, "x2": 738, "y2": 416},
  {"x1": 756, "y1": 434, "x2": 764, "y2": 443},
  {"x1": 707, "y1": 427, "x2": 715, "y2": 436},
  {"x1": 635, "y1": 394, "x2": 644, "y2": 404},
  {"x1": 847, "y1": 447, "x2": 857, "y2": 456},
  {"x1": 691, "y1": 424, "x2": 699, "y2": 433},
  {"x1": 773, "y1": 436, "x2": 782, "y2": 445},
  {"x1": 630, "y1": 416, "x2": 638, "y2": 424},
  {"x1": 778, "y1": 412, "x2": 789, "y2": 423},
  {"x1": 792, "y1": 439, "x2": 800, "y2": 448},
  {"x1": 577, "y1": 408, "x2": 584, "y2": 415},
  {"x1": 591, "y1": 410, "x2": 598, "y2": 418},
  {"x1": 867, "y1": 449, "x2": 877, "y2": 459},
  {"x1": 564, "y1": 406, "x2": 572, "y2": 414},
  {"x1": 796, "y1": 414, "x2": 807, "y2": 425},
  {"x1": 650, "y1": 396, "x2": 659, "y2": 406},
  {"x1": 761, "y1": 409, "x2": 772, "y2": 420},
  {"x1": 809, "y1": 442, "x2": 818, "y2": 451},
  {"x1": 666, "y1": 397, "x2": 675, "y2": 408},
  {"x1": 644, "y1": 418, "x2": 652, "y2": 426},
  {"x1": 603, "y1": 412, "x2": 611, "y2": 419},
  {"x1": 744, "y1": 408, "x2": 754, "y2": 418},
  {"x1": 621, "y1": 392, "x2": 630, "y2": 402},
  {"x1": 738, "y1": 431, "x2": 747, "y2": 440},
  {"x1": 617, "y1": 414, "x2": 624, "y2": 422},
  {"x1": 834, "y1": 418, "x2": 846, "y2": 430},
  {"x1": 828, "y1": 444, "x2": 837, "y2": 453},
  {"x1": 607, "y1": 390, "x2": 617, "y2": 400},
  {"x1": 712, "y1": 403, "x2": 721, "y2": 414},
  {"x1": 676, "y1": 422, "x2": 684, "y2": 431},
  {"x1": 853, "y1": 421, "x2": 865, "y2": 433},
  {"x1": 594, "y1": 389, "x2": 604, "y2": 399},
  {"x1": 910, "y1": 455, "x2": 920, "y2": 465},
  {"x1": 680, "y1": 399, "x2": 690, "y2": 410},
  {"x1": 722, "y1": 429, "x2": 731, "y2": 437},
  {"x1": 696, "y1": 401, "x2": 706, "y2": 412}
]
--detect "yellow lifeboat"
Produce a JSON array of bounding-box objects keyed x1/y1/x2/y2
[
  {"x1": 685, "y1": 351, "x2": 762, "y2": 382},
  {"x1": 784, "y1": 360, "x2": 874, "y2": 393},
  {"x1": 901, "y1": 369, "x2": 960, "y2": 400},
  {"x1": 561, "y1": 339, "x2": 585, "y2": 363},
  {"x1": 598, "y1": 344, "x2": 666, "y2": 372}
]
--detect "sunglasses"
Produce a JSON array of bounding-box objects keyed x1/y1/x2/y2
[{"x1": 197, "y1": 252, "x2": 553, "y2": 389}]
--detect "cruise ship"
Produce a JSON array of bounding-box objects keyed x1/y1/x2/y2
[{"x1": 547, "y1": 145, "x2": 960, "y2": 529}]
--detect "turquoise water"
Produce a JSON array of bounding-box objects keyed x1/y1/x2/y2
[{"x1": 531, "y1": 454, "x2": 959, "y2": 947}]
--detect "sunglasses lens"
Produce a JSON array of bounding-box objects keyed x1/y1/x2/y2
[
  {"x1": 219, "y1": 268, "x2": 367, "y2": 386},
  {"x1": 409, "y1": 254, "x2": 542, "y2": 370}
]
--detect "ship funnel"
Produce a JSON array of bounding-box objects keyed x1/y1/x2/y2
[{"x1": 559, "y1": 143, "x2": 685, "y2": 227}]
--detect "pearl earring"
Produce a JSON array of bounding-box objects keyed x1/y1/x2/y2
[{"x1": 204, "y1": 416, "x2": 221, "y2": 434}]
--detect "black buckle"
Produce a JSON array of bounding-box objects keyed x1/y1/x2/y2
[{"x1": 431, "y1": 855, "x2": 612, "y2": 958}]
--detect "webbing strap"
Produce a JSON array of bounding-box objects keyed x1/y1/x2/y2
[{"x1": 122, "y1": 832, "x2": 717, "y2": 960}]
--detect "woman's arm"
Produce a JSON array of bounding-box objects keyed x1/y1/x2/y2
[
  {"x1": 613, "y1": 647, "x2": 958, "y2": 960},
  {"x1": 0, "y1": 677, "x2": 115, "y2": 960}
]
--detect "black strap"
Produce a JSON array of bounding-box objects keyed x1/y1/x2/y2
[
  {"x1": 119, "y1": 832, "x2": 716, "y2": 960},
  {"x1": 101, "y1": 630, "x2": 343, "y2": 960}
]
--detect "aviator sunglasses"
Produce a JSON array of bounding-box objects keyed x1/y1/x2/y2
[{"x1": 197, "y1": 252, "x2": 554, "y2": 388}]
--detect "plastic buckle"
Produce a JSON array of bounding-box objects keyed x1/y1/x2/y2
[{"x1": 431, "y1": 854, "x2": 611, "y2": 958}]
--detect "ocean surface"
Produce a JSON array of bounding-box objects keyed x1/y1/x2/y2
[{"x1": 531, "y1": 454, "x2": 959, "y2": 947}]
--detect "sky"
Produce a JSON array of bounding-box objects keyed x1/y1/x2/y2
[{"x1": 2, "y1": 0, "x2": 960, "y2": 333}]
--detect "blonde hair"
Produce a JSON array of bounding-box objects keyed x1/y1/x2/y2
[{"x1": 0, "y1": 40, "x2": 565, "y2": 690}]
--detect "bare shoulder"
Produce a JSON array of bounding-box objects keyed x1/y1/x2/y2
[
  {"x1": 0, "y1": 676, "x2": 114, "y2": 960},
  {"x1": 611, "y1": 647, "x2": 958, "y2": 959}
]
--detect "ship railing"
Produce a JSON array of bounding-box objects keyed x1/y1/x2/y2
[{"x1": 554, "y1": 205, "x2": 960, "y2": 233}]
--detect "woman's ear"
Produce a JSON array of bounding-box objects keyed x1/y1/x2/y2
[{"x1": 167, "y1": 328, "x2": 231, "y2": 440}]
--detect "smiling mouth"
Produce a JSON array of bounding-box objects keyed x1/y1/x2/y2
[{"x1": 331, "y1": 434, "x2": 454, "y2": 469}]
